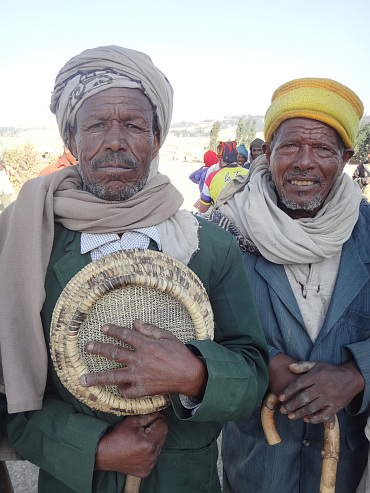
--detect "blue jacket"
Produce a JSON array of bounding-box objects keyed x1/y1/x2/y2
[
  {"x1": 222, "y1": 201, "x2": 370, "y2": 493},
  {"x1": 189, "y1": 167, "x2": 208, "y2": 192}
]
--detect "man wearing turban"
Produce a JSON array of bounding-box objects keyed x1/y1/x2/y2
[
  {"x1": 211, "y1": 78, "x2": 370, "y2": 492},
  {"x1": 0, "y1": 46, "x2": 269, "y2": 492}
]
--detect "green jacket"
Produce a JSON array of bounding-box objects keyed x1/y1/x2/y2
[{"x1": 1, "y1": 218, "x2": 268, "y2": 493}]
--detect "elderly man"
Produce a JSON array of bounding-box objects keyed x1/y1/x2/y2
[
  {"x1": 0, "y1": 46, "x2": 268, "y2": 493},
  {"x1": 249, "y1": 137, "x2": 264, "y2": 162},
  {"x1": 210, "y1": 78, "x2": 370, "y2": 493}
]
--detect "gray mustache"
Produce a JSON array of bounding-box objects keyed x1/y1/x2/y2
[{"x1": 90, "y1": 152, "x2": 139, "y2": 170}]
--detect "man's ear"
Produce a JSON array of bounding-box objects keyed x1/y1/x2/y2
[
  {"x1": 152, "y1": 130, "x2": 160, "y2": 159},
  {"x1": 341, "y1": 148, "x2": 354, "y2": 173},
  {"x1": 68, "y1": 127, "x2": 78, "y2": 160},
  {"x1": 262, "y1": 143, "x2": 271, "y2": 167}
]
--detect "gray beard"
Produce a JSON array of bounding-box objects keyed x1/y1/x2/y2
[
  {"x1": 78, "y1": 166, "x2": 149, "y2": 201},
  {"x1": 280, "y1": 190, "x2": 324, "y2": 212}
]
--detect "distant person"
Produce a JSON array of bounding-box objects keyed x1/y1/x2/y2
[
  {"x1": 352, "y1": 145, "x2": 370, "y2": 201},
  {"x1": 249, "y1": 137, "x2": 264, "y2": 162},
  {"x1": 189, "y1": 150, "x2": 219, "y2": 192},
  {"x1": 199, "y1": 141, "x2": 248, "y2": 213},
  {"x1": 0, "y1": 159, "x2": 16, "y2": 210},
  {"x1": 236, "y1": 144, "x2": 249, "y2": 169},
  {"x1": 39, "y1": 146, "x2": 77, "y2": 176}
]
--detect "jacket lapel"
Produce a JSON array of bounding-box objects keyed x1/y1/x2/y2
[
  {"x1": 255, "y1": 255, "x2": 305, "y2": 326},
  {"x1": 52, "y1": 229, "x2": 90, "y2": 290},
  {"x1": 316, "y1": 235, "x2": 369, "y2": 344}
]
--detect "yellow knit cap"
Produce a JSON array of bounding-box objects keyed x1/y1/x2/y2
[{"x1": 264, "y1": 78, "x2": 364, "y2": 148}]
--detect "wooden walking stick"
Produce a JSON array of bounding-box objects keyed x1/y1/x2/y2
[
  {"x1": 123, "y1": 474, "x2": 142, "y2": 493},
  {"x1": 261, "y1": 393, "x2": 340, "y2": 493}
]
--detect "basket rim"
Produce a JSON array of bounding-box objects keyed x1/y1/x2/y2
[{"x1": 50, "y1": 249, "x2": 214, "y2": 416}]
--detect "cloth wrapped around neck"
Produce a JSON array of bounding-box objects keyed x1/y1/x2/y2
[
  {"x1": 0, "y1": 166, "x2": 199, "y2": 413},
  {"x1": 213, "y1": 155, "x2": 363, "y2": 265}
]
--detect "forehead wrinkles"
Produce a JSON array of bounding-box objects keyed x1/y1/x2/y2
[
  {"x1": 77, "y1": 89, "x2": 153, "y2": 122},
  {"x1": 277, "y1": 119, "x2": 340, "y2": 145}
]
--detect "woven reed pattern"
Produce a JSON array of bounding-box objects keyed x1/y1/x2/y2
[{"x1": 50, "y1": 249, "x2": 214, "y2": 416}]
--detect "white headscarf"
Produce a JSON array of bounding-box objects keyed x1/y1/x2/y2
[
  {"x1": 214, "y1": 156, "x2": 363, "y2": 264},
  {"x1": 50, "y1": 45, "x2": 174, "y2": 180}
]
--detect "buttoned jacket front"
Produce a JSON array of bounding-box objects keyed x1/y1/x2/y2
[{"x1": 222, "y1": 201, "x2": 370, "y2": 493}]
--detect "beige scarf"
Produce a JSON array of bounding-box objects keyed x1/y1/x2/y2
[
  {"x1": 213, "y1": 155, "x2": 363, "y2": 264},
  {"x1": 0, "y1": 166, "x2": 199, "y2": 413}
]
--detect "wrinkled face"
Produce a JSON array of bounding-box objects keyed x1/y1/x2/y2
[
  {"x1": 251, "y1": 146, "x2": 263, "y2": 160},
  {"x1": 70, "y1": 87, "x2": 159, "y2": 201},
  {"x1": 263, "y1": 118, "x2": 353, "y2": 219},
  {"x1": 237, "y1": 153, "x2": 247, "y2": 165}
]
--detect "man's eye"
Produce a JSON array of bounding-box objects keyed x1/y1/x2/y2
[
  {"x1": 89, "y1": 122, "x2": 105, "y2": 129},
  {"x1": 126, "y1": 123, "x2": 140, "y2": 130}
]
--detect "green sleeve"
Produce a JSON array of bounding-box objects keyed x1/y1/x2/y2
[
  {"x1": 171, "y1": 220, "x2": 269, "y2": 421},
  {"x1": 1, "y1": 389, "x2": 110, "y2": 493}
]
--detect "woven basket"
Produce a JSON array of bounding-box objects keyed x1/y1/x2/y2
[{"x1": 50, "y1": 249, "x2": 214, "y2": 416}]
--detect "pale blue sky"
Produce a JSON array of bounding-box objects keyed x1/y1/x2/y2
[{"x1": 1, "y1": 0, "x2": 369, "y2": 127}]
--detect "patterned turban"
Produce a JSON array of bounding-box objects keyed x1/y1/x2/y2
[
  {"x1": 264, "y1": 78, "x2": 364, "y2": 148},
  {"x1": 216, "y1": 141, "x2": 238, "y2": 164},
  {"x1": 50, "y1": 45, "x2": 173, "y2": 171}
]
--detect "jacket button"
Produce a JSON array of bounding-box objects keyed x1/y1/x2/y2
[{"x1": 303, "y1": 439, "x2": 310, "y2": 447}]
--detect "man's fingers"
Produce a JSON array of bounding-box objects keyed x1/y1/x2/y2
[
  {"x1": 302, "y1": 409, "x2": 336, "y2": 426},
  {"x1": 133, "y1": 319, "x2": 171, "y2": 340},
  {"x1": 84, "y1": 339, "x2": 134, "y2": 364},
  {"x1": 80, "y1": 367, "x2": 130, "y2": 387},
  {"x1": 101, "y1": 323, "x2": 142, "y2": 347},
  {"x1": 288, "y1": 361, "x2": 318, "y2": 374}
]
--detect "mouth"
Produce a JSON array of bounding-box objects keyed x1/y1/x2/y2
[
  {"x1": 99, "y1": 164, "x2": 136, "y2": 170},
  {"x1": 289, "y1": 179, "x2": 314, "y2": 186}
]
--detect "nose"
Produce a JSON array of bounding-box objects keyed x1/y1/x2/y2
[
  {"x1": 296, "y1": 144, "x2": 314, "y2": 171},
  {"x1": 104, "y1": 123, "x2": 128, "y2": 153}
]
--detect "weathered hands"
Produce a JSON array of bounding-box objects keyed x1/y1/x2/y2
[
  {"x1": 95, "y1": 412, "x2": 168, "y2": 476},
  {"x1": 80, "y1": 320, "x2": 207, "y2": 399},
  {"x1": 279, "y1": 360, "x2": 365, "y2": 426}
]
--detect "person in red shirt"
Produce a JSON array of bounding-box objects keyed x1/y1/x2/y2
[{"x1": 39, "y1": 147, "x2": 77, "y2": 176}]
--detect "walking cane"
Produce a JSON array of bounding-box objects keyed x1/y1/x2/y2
[
  {"x1": 261, "y1": 393, "x2": 340, "y2": 493},
  {"x1": 123, "y1": 474, "x2": 141, "y2": 493}
]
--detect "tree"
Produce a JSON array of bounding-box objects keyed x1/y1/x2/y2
[
  {"x1": 235, "y1": 118, "x2": 244, "y2": 144},
  {"x1": 241, "y1": 120, "x2": 251, "y2": 145},
  {"x1": 207, "y1": 121, "x2": 221, "y2": 152},
  {"x1": 2, "y1": 142, "x2": 51, "y2": 191},
  {"x1": 353, "y1": 123, "x2": 370, "y2": 163},
  {"x1": 239, "y1": 118, "x2": 257, "y2": 147}
]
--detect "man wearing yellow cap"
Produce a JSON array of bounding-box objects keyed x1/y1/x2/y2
[{"x1": 211, "y1": 78, "x2": 370, "y2": 492}]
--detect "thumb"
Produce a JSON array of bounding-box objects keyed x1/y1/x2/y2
[{"x1": 288, "y1": 361, "x2": 318, "y2": 374}]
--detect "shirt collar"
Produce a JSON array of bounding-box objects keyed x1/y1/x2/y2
[{"x1": 80, "y1": 226, "x2": 161, "y2": 254}]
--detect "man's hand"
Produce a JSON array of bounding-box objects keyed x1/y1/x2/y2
[
  {"x1": 95, "y1": 412, "x2": 168, "y2": 477},
  {"x1": 279, "y1": 360, "x2": 365, "y2": 426},
  {"x1": 268, "y1": 352, "x2": 298, "y2": 397},
  {"x1": 80, "y1": 320, "x2": 207, "y2": 399}
]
